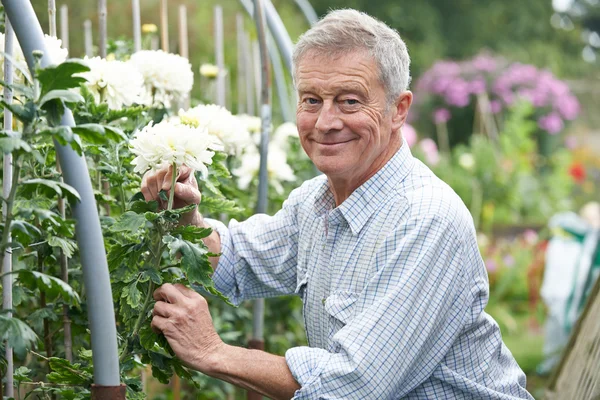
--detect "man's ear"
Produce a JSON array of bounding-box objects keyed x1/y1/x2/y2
[{"x1": 391, "y1": 91, "x2": 413, "y2": 132}]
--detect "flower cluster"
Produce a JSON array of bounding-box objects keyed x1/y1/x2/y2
[
  {"x1": 0, "y1": 34, "x2": 68, "y2": 83},
  {"x1": 77, "y1": 57, "x2": 145, "y2": 110},
  {"x1": 178, "y1": 104, "x2": 252, "y2": 155},
  {"x1": 129, "y1": 50, "x2": 194, "y2": 107},
  {"x1": 130, "y1": 120, "x2": 223, "y2": 178},
  {"x1": 415, "y1": 52, "x2": 580, "y2": 135}
]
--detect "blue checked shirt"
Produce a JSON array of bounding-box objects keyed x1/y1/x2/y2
[{"x1": 209, "y1": 143, "x2": 533, "y2": 399}]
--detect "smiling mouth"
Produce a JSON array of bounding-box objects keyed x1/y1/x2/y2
[{"x1": 315, "y1": 139, "x2": 354, "y2": 146}]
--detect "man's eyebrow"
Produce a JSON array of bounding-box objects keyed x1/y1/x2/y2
[{"x1": 297, "y1": 83, "x2": 367, "y2": 95}]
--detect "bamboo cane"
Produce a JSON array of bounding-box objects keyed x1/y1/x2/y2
[
  {"x1": 2, "y1": 19, "x2": 15, "y2": 400},
  {"x1": 98, "y1": 0, "x2": 107, "y2": 58},
  {"x1": 236, "y1": 14, "x2": 246, "y2": 114},
  {"x1": 178, "y1": 5, "x2": 190, "y2": 109},
  {"x1": 48, "y1": 0, "x2": 56, "y2": 37},
  {"x1": 214, "y1": 5, "x2": 226, "y2": 107},
  {"x1": 160, "y1": 0, "x2": 169, "y2": 52},
  {"x1": 243, "y1": 32, "x2": 255, "y2": 115}
]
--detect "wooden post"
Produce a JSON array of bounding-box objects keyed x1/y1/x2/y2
[
  {"x1": 60, "y1": 4, "x2": 69, "y2": 52},
  {"x1": 236, "y1": 14, "x2": 246, "y2": 114},
  {"x1": 98, "y1": 0, "x2": 107, "y2": 58},
  {"x1": 132, "y1": 0, "x2": 142, "y2": 52},
  {"x1": 214, "y1": 5, "x2": 226, "y2": 107},
  {"x1": 160, "y1": 0, "x2": 169, "y2": 52},
  {"x1": 178, "y1": 5, "x2": 190, "y2": 109},
  {"x1": 84, "y1": 20, "x2": 93, "y2": 57}
]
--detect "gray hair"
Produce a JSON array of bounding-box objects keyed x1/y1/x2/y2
[{"x1": 292, "y1": 9, "x2": 411, "y2": 104}]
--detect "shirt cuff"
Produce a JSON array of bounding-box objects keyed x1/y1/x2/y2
[
  {"x1": 204, "y1": 218, "x2": 241, "y2": 305},
  {"x1": 286, "y1": 346, "x2": 331, "y2": 399}
]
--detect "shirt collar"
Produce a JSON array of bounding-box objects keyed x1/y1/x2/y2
[{"x1": 312, "y1": 143, "x2": 416, "y2": 235}]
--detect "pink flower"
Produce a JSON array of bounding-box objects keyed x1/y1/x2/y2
[
  {"x1": 523, "y1": 229, "x2": 539, "y2": 245},
  {"x1": 433, "y1": 108, "x2": 451, "y2": 124},
  {"x1": 402, "y1": 123, "x2": 418, "y2": 147},
  {"x1": 469, "y1": 77, "x2": 487, "y2": 95},
  {"x1": 419, "y1": 138, "x2": 440, "y2": 166},
  {"x1": 490, "y1": 100, "x2": 502, "y2": 114},
  {"x1": 556, "y1": 95, "x2": 580, "y2": 120},
  {"x1": 538, "y1": 113, "x2": 564, "y2": 135},
  {"x1": 486, "y1": 259, "x2": 498, "y2": 273},
  {"x1": 564, "y1": 135, "x2": 578, "y2": 150}
]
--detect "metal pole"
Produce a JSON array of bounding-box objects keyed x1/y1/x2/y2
[
  {"x1": 132, "y1": 0, "x2": 142, "y2": 53},
  {"x1": 84, "y1": 20, "x2": 93, "y2": 57},
  {"x1": 294, "y1": 0, "x2": 318, "y2": 26},
  {"x1": 2, "y1": 19, "x2": 15, "y2": 400},
  {"x1": 243, "y1": 32, "x2": 255, "y2": 115},
  {"x1": 214, "y1": 5, "x2": 226, "y2": 107},
  {"x1": 2, "y1": 0, "x2": 123, "y2": 392},
  {"x1": 236, "y1": 14, "x2": 246, "y2": 115},
  {"x1": 160, "y1": 0, "x2": 169, "y2": 52},
  {"x1": 267, "y1": 35, "x2": 293, "y2": 122},
  {"x1": 238, "y1": 0, "x2": 293, "y2": 71},
  {"x1": 98, "y1": 0, "x2": 107, "y2": 58},
  {"x1": 252, "y1": 41, "x2": 261, "y2": 114},
  {"x1": 60, "y1": 4, "x2": 69, "y2": 53},
  {"x1": 248, "y1": 0, "x2": 270, "y2": 398}
]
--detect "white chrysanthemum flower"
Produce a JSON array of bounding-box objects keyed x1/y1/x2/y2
[
  {"x1": 179, "y1": 104, "x2": 252, "y2": 155},
  {"x1": 130, "y1": 120, "x2": 224, "y2": 178},
  {"x1": 0, "y1": 33, "x2": 68, "y2": 83},
  {"x1": 458, "y1": 153, "x2": 475, "y2": 171},
  {"x1": 77, "y1": 57, "x2": 145, "y2": 110},
  {"x1": 199, "y1": 63, "x2": 219, "y2": 79},
  {"x1": 237, "y1": 114, "x2": 262, "y2": 134},
  {"x1": 232, "y1": 144, "x2": 296, "y2": 194},
  {"x1": 129, "y1": 50, "x2": 193, "y2": 107},
  {"x1": 273, "y1": 122, "x2": 299, "y2": 150}
]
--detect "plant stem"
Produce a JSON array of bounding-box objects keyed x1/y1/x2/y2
[
  {"x1": 168, "y1": 162, "x2": 177, "y2": 210},
  {"x1": 0, "y1": 155, "x2": 22, "y2": 270}
]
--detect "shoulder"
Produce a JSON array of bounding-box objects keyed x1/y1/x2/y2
[
  {"x1": 398, "y1": 158, "x2": 476, "y2": 242},
  {"x1": 284, "y1": 174, "x2": 328, "y2": 208}
]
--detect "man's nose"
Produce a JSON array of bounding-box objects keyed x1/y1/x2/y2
[{"x1": 315, "y1": 101, "x2": 343, "y2": 134}]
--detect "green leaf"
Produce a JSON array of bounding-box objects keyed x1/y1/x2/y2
[
  {"x1": 48, "y1": 236, "x2": 77, "y2": 258},
  {"x1": 140, "y1": 268, "x2": 163, "y2": 285},
  {"x1": 17, "y1": 270, "x2": 80, "y2": 307},
  {"x1": 104, "y1": 125, "x2": 128, "y2": 142},
  {"x1": 161, "y1": 204, "x2": 197, "y2": 224},
  {"x1": 139, "y1": 324, "x2": 159, "y2": 350},
  {"x1": 0, "y1": 100, "x2": 35, "y2": 123},
  {"x1": 110, "y1": 211, "x2": 147, "y2": 234},
  {"x1": 20, "y1": 178, "x2": 81, "y2": 203},
  {"x1": 171, "y1": 225, "x2": 213, "y2": 241},
  {"x1": 0, "y1": 51, "x2": 32, "y2": 83},
  {"x1": 39, "y1": 89, "x2": 84, "y2": 107},
  {"x1": 43, "y1": 98, "x2": 65, "y2": 126},
  {"x1": 129, "y1": 199, "x2": 159, "y2": 214},
  {"x1": 47, "y1": 357, "x2": 93, "y2": 386},
  {"x1": 0, "y1": 79, "x2": 34, "y2": 98},
  {"x1": 162, "y1": 235, "x2": 213, "y2": 288},
  {"x1": 27, "y1": 307, "x2": 60, "y2": 324},
  {"x1": 0, "y1": 132, "x2": 32, "y2": 154},
  {"x1": 122, "y1": 280, "x2": 142, "y2": 308},
  {"x1": 0, "y1": 314, "x2": 39, "y2": 358},
  {"x1": 11, "y1": 220, "x2": 42, "y2": 238},
  {"x1": 37, "y1": 61, "x2": 90, "y2": 97},
  {"x1": 13, "y1": 366, "x2": 33, "y2": 383},
  {"x1": 199, "y1": 196, "x2": 242, "y2": 214}
]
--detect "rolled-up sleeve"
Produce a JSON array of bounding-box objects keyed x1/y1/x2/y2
[
  {"x1": 285, "y1": 215, "x2": 473, "y2": 399},
  {"x1": 206, "y1": 185, "x2": 307, "y2": 305}
]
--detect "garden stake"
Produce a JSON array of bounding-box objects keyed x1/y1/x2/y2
[
  {"x1": 178, "y1": 5, "x2": 190, "y2": 109},
  {"x1": 84, "y1": 20, "x2": 93, "y2": 57},
  {"x1": 132, "y1": 0, "x2": 142, "y2": 53},
  {"x1": 247, "y1": 0, "x2": 271, "y2": 398},
  {"x1": 294, "y1": 0, "x2": 319, "y2": 26},
  {"x1": 236, "y1": 14, "x2": 246, "y2": 114},
  {"x1": 2, "y1": 19, "x2": 15, "y2": 399},
  {"x1": 214, "y1": 5, "x2": 226, "y2": 108},
  {"x1": 98, "y1": 0, "x2": 107, "y2": 58},
  {"x1": 243, "y1": 32, "x2": 255, "y2": 115},
  {"x1": 60, "y1": 4, "x2": 69, "y2": 52},
  {"x1": 48, "y1": 0, "x2": 56, "y2": 38},
  {"x1": 160, "y1": 0, "x2": 169, "y2": 52},
  {"x1": 2, "y1": 0, "x2": 123, "y2": 391}
]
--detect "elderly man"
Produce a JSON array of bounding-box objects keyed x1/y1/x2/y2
[{"x1": 142, "y1": 9, "x2": 534, "y2": 400}]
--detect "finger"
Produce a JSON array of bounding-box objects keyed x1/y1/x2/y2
[
  {"x1": 153, "y1": 283, "x2": 186, "y2": 304},
  {"x1": 156, "y1": 165, "x2": 171, "y2": 193},
  {"x1": 173, "y1": 283, "x2": 200, "y2": 299},
  {"x1": 174, "y1": 182, "x2": 201, "y2": 205},
  {"x1": 151, "y1": 314, "x2": 168, "y2": 334},
  {"x1": 142, "y1": 170, "x2": 160, "y2": 201},
  {"x1": 178, "y1": 165, "x2": 193, "y2": 183},
  {"x1": 141, "y1": 173, "x2": 153, "y2": 201},
  {"x1": 153, "y1": 300, "x2": 176, "y2": 318}
]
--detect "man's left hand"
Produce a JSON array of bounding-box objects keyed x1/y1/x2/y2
[{"x1": 151, "y1": 283, "x2": 223, "y2": 373}]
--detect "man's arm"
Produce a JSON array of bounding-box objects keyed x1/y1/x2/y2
[{"x1": 151, "y1": 284, "x2": 300, "y2": 400}]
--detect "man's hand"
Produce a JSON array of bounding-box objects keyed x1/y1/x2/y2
[
  {"x1": 141, "y1": 165, "x2": 202, "y2": 226},
  {"x1": 151, "y1": 283, "x2": 224, "y2": 373}
]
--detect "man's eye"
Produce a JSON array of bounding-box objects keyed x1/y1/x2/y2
[
  {"x1": 344, "y1": 99, "x2": 359, "y2": 105},
  {"x1": 306, "y1": 98, "x2": 319, "y2": 105}
]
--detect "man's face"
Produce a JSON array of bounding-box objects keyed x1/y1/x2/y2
[{"x1": 295, "y1": 50, "x2": 411, "y2": 185}]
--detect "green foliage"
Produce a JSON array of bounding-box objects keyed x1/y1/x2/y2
[
  {"x1": 0, "y1": 314, "x2": 39, "y2": 358},
  {"x1": 16, "y1": 270, "x2": 80, "y2": 307}
]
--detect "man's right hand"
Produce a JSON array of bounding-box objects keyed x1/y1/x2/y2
[{"x1": 141, "y1": 164, "x2": 203, "y2": 226}]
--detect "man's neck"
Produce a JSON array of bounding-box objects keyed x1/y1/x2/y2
[{"x1": 327, "y1": 136, "x2": 402, "y2": 206}]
